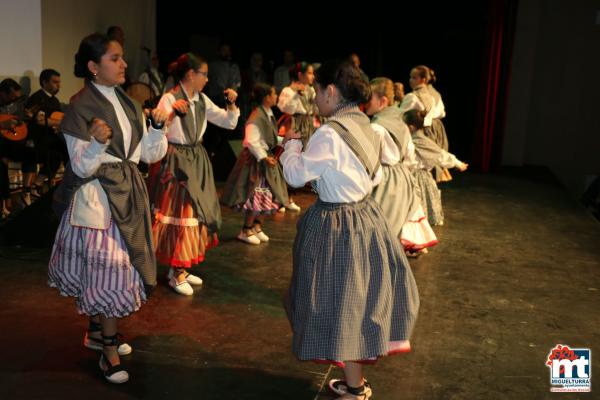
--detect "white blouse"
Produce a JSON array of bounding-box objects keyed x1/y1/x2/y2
[
  {"x1": 277, "y1": 86, "x2": 315, "y2": 115},
  {"x1": 403, "y1": 140, "x2": 419, "y2": 170},
  {"x1": 428, "y1": 85, "x2": 447, "y2": 119},
  {"x1": 280, "y1": 125, "x2": 382, "y2": 203},
  {"x1": 371, "y1": 122, "x2": 418, "y2": 169},
  {"x1": 415, "y1": 147, "x2": 465, "y2": 171},
  {"x1": 371, "y1": 123, "x2": 417, "y2": 169},
  {"x1": 430, "y1": 96, "x2": 446, "y2": 119},
  {"x1": 371, "y1": 122, "x2": 400, "y2": 165},
  {"x1": 398, "y1": 90, "x2": 435, "y2": 127},
  {"x1": 157, "y1": 89, "x2": 239, "y2": 144},
  {"x1": 64, "y1": 82, "x2": 168, "y2": 228}
]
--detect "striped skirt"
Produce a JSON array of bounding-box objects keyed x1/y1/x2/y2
[
  {"x1": 414, "y1": 169, "x2": 444, "y2": 226},
  {"x1": 238, "y1": 176, "x2": 280, "y2": 215},
  {"x1": 287, "y1": 197, "x2": 420, "y2": 365},
  {"x1": 48, "y1": 207, "x2": 146, "y2": 318},
  {"x1": 152, "y1": 179, "x2": 217, "y2": 268},
  {"x1": 221, "y1": 147, "x2": 284, "y2": 215}
]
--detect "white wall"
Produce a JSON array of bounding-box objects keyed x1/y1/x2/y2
[
  {"x1": 0, "y1": 0, "x2": 155, "y2": 103},
  {"x1": 503, "y1": 0, "x2": 600, "y2": 196},
  {"x1": 0, "y1": 0, "x2": 42, "y2": 95}
]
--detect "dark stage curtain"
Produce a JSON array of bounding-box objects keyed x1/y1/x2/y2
[{"x1": 473, "y1": 0, "x2": 519, "y2": 172}]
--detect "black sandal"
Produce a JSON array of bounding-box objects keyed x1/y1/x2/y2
[
  {"x1": 329, "y1": 379, "x2": 372, "y2": 397},
  {"x1": 84, "y1": 320, "x2": 132, "y2": 355},
  {"x1": 346, "y1": 384, "x2": 372, "y2": 399},
  {"x1": 99, "y1": 334, "x2": 129, "y2": 384}
]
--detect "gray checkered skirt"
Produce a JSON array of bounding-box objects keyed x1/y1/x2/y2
[
  {"x1": 414, "y1": 168, "x2": 444, "y2": 226},
  {"x1": 425, "y1": 119, "x2": 452, "y2": 183},
  {"x1": 287, "y1": 197, "x2": 420, "y2": 362},
  {"x1": 371, "y1": 163, "x2": 419, "y2": 238}
]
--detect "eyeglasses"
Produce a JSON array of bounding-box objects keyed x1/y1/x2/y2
[{"x1": 196, "y1": 70, "x2": 208, "y2": 77}]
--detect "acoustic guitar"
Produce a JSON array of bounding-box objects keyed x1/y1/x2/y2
[
  {"x1": 0, "y1": 111, "x2": 64, "y2": 141},
  {"x1": 0, "y1": 114, "x2": 27, "y2": 141},
  {"x1": 46, "y1": 111, "x2": 65, "y2": 129}
]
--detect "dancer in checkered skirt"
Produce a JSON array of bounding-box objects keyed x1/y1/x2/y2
[
  {"x1": 399, "y1": 65, "x2": 452, "y2": 183},
  {"x1": 222, "y1": 83, "x2": 289, "y2": 245},
  {"x1": 366, "y1": 77, "x2": 438, "y2": 257},
  {"x1": 280, "y1": 59, "x2": 420, "y2": 400},
  {"x1": 402, "y1": 109, "x2": 468, "y2": 227}
]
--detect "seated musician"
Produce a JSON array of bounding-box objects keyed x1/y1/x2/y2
[
  {"x1": 0, "y1": 79, "x2": 29, "y2": 214},
  {"x1": 25, "y1": 69, "x2": 66, "y2": 194}
]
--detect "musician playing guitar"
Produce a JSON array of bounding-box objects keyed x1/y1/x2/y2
[
  {"x1": 25, "y1": 69, "x2": 66, "y2": 194},
  {"x1": 0, "y1": 78, "x2": 33, "y2": 214}
]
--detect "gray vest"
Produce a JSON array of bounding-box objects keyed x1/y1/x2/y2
[
  {"x1": 61, "y1": 81, "x2": 143, "y2": 159},
  {"x1": 372, "y1": 106, "x2": 411, "y2": 161},
  {"x1": 171, "y1": 85, "x2": 206, "y2": 144},
  {"x1": 246, "y1": 106, "x2": 278, "y2": 150},
  {"x1": 412, "y1": 85, "x2": 434, "y2": 113},
  {"x1": 327, "y1": 104, "x2": 381, "y2": 179}
]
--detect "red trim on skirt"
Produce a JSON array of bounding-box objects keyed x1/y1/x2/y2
[
  {"x1": 309, "y1": 346, "x2": 412, "y2": 369},
  {"x1": 152, "y1": 177, "x2": 219, "y2": 268},
  {"x1": 401, "y1": 239, "x2": 439, "y2": 251}
]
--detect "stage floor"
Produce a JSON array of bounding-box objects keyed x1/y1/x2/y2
[{"x1": 0, "y1": 170, "x2": 598, "y2": 399}]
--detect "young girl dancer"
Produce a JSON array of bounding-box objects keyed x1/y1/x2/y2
[
  {"x1": 426, "y1": 67, "x2": 452, "y2": 182},
  {"x1": 276, "y1": 62, "x2": 319, "y2": 212},
  {"x1": 222, "y1": 83, "x2": 288, "y2": 244},
  {"x1": 399, "y1": 65, "x2": 451, "y2": 182},
  {"x1": 277, "y1": 62, "x2": 319, "y2": 148},
  {"x1": 367, "y1": 77, "x2": 438, "y2": 256},
  {"x1": 148, "y1": 53, "x2": 239, "y2": 295},
  {"x1": 403, "y1": 109, "x2": 468, "y2": 226},
  {"x1": 281, "y1": 60, "x2": 420, "y2": 400},
  {"x1": 49, "y1": 33, "x2": 168, "y2": 383}
]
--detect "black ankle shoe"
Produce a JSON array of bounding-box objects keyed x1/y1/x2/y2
[
  {"x1": 99, "y1": 334, "x2": 129, "y2": 384},
  {"x1": 84, "y1": 320, "x2": 132, "y2": 355},
  {"x1": 329, "y1": 379, "x2": 372, "y2": 397}
]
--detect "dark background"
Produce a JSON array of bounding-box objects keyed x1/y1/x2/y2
[{"x1": 157, "y1": 3, "x2": 492, "y2": 162}]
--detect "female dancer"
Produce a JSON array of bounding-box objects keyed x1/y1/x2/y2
[
  {"x1": 399, "y1": 65, "x2": 451, "y2": 182},
  {"x1": 276, "y1": 62, "x2": 320, "y2": 212},
  {"x1": 148, "y1": 53, "x2": 239, "y2": 295},
  {"x1": 281, "y1": 60, "x2": 420, "y2": 399},
  {"x1": 367, "y1": 77, "x2": 438, "y2": 256},
  {"x1": 222, "y1": 83, "x2": 288, "y2": 244},
  {"x1": 403, "y1": 109, "x2": 468, "y2": 226},
  {"x1": 49, "y1": 33, "x2": 168, "y2": 383}
]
